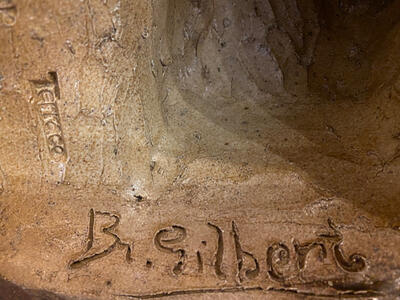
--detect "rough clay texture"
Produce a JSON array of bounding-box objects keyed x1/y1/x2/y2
[{"x1": 1, "y1": 0, "x2": 400, "y2": 299}]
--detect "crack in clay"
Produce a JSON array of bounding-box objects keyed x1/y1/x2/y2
[{"x1": 115, "y1": 285, "x2": 384, "y2": 299}]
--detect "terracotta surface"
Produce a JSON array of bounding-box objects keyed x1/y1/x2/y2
[{"x1": 1, "y1": 0, "x2": 400, "y2": 299}]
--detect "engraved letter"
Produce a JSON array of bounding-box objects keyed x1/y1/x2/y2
[
  {"x1": 207, "y1": 222, "x2": 226, "y2": 280},
  {"x1": 293, "y1": 239, "x2": 327, "y2": 270},
  {"x1": 328, "y1": 219, "x2": 366, "y2": 272},
  {"x1": 266, "y1": 243, "x2": 291, "y2": 282},
  {"x1": 69, "y1": 209, "x2": 132, "y2": 269},
  {"x1": 154, "y1": 225, "x2": 187, "y2": 276},
  {"x1": 232, "y1": 221, "x2": 260, "y2": 281}
]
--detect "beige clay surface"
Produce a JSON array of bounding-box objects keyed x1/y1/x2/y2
[{"x1": 1, "y1": 0, "x2": 400, "y2": 299}]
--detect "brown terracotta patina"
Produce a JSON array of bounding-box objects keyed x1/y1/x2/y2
[{"x1": 1, "y1": 0, "x2": 400, "y2": 299}]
